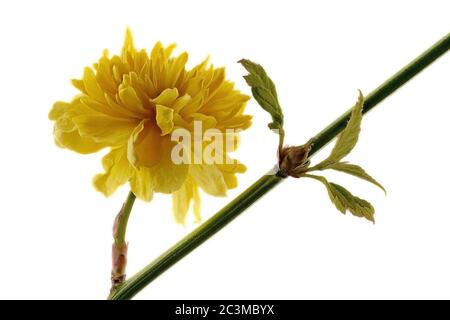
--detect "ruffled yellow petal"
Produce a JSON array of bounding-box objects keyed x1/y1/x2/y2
[
  {"x1": 189, "y1": 113, "x2": 217, "y2": 129},
  {"x1": 164, "y1": 43, "x2": 176, "y2": 58},
  {"x1": 81, "y1": 96, "x2": 136, "y2": 119},
  {"x1": 217, "y1": 161, "x2": 247, "y2": 174},
  {"x1": 130, "y1": 168, "x2": 154, "y2": 201},
  {"x1": 73, "y1": 113, "x2": 138, "y2": 146},
  {"x1": 51, "y1": 101, "x2": 107, "y2": 154},
  {"x1": 118, "y1": 85, "x2": 147, "y2": 115},
  {"x1": 172, "y1": 177, "x2": 193, "y2": 224},
  {"x1": 153, "y1": 88, "x2": 179, "y2": 106},
  {"x1": 150, "y1": 162, "x2": 189, "y2": 194},
  {"x1": 179, "y1": 95, "x2": 205, "y2": 117},
  {"x1": 223, "y1": 173, "x2": 238, "y2": 189},
  {"x1": 218, "y1": 114, "x2": 252, "y2": 130},
  {"x1": 95, "y1": 53, "x2": 117, "y2": 94},
  {"x1": 190, "y1": 164, "x2": 227, "y2": 196},
  {"x1": 172, "y1": 177, "x2": 201, "y2": 224},
  {"x1": 71, "y1": 79, "x2": 86, "y2": 94},
  {"x1": 148, "y1": 137, "x2": 189, "y2": 193},
  {"x1": 93, "y1": 147, "x2": 132, "y2": 196},
  {"x1": 49, "y1": 102, "x2": 69, "y2": 120},
  {"x1": 54, "y1": 128, "x2": 106, "y2": 154},
  {"x1": 155, "y1": 105, "x2": 174, "y2": 135},
  {"x1": 165, "y1": 52, "x2": 188, "y2": 88},
  {"x1": 82, "y1": 67, "x2": 106, "y2": 102},
  {"x1": 172, "y1": 94, "x2": 191, "y2": 113},
  {"x1": 217, "y1": 160, "x2": 246, "y2": 190},
  {"x1": 192, "y1": 181, "x2": 201, "y2": 222},
  {"x1": 127, "y1": 120, "x2": 162, "y2": 167},
  {"x1": 127, "y1": 122, "x2": 188, "y2": 193},
  {"x1": 55, "y1": 116, "x2": 75, "y2": 132},
  {"x1": 123, "y1": 28, "x2": 135, "y2": 53}
]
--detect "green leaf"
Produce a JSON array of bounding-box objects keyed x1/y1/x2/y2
[
  {"x1": 326, "y1": 162, "x2": 386, "y2": 194},
  {"x1": 329, "y1": 90, "x2": 364, "y2": 160},
  {"x1": 330, "y1": 183, "x2": 375, "y2": 222},
  {"x1": 304, "y1": 174, "x2": 375, "y2": 223},
  {"x1": 311, "y1": 91, "x2": 364, "y2": 170},
  {"x1": 238, "y1": 59, "x2": 284, "y2": 131}
]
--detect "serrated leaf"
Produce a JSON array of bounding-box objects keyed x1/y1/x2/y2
[
  {"x1": 330, "y1": 183, "x2": 375, "y2": 222},
  {"x1": 239, "y1": 59, "x2": 283, "y2": 131},
  {"x1": 329, "y1": 90, "x2": 364, "y2": 160},
  {"x1": 304, "y1": 174, "x2": 375, "y2": 223},
  {"x1": 311, "y1": 91, "x2": 364, "y2": 170},
  {"x1": 326, "y1": 162, "x2": 386, "y2": 194}
]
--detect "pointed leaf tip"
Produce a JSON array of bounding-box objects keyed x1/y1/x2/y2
[
  {"x1": 327, "y1": 162, "x2": 386, "y2": 194},
  {"x1": 308, "y1": 90, "x2": 365, "y2": 170},
  {"x1": 239, "y1": 58, "x2": 284, "y2": 132},
  {"x1": 304, "y1": 174, "x2": 375, "y2": 223}
]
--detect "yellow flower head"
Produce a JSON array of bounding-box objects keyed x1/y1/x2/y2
[{"x1": 49, "y1": 30, "x2": 251, "y2": 223}]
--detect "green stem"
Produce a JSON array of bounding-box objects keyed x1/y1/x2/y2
[
  {"x1": 109, "y1": 32, "x2": 450, "y2": 300},
  {"x1": 278, "y1": 127, "x2": 285, "y2": 157},
  {"x1": 114, "y1": 191, "x2": 136, "y2": 247},
  {"x1": 110, "y1": 191, "x2": 136, "y2": 293}
]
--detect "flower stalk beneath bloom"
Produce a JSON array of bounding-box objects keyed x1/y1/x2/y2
[{"x1": 110, "y1": 191, "x2": 136, "y2": 294}]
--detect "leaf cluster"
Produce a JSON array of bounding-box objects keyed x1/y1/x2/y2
[
  {"x1": 240, "y1": 60, "x2": 385, "y2": 223},
  {"x1": 304, "y1": 91, "x2": 385, "y2": 222}
]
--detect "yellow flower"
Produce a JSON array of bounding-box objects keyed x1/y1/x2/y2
[{"x1": 49, "y1": 30, "x2": 251, "y2": 223}]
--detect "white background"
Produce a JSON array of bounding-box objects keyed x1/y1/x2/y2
[{"x1": 0, "y1": 0, "x2": 449, "y2": 300}]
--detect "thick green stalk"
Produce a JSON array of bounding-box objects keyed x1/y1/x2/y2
[{"x1": 109, "y1": 33, "x2": 450, "y2": 300}]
